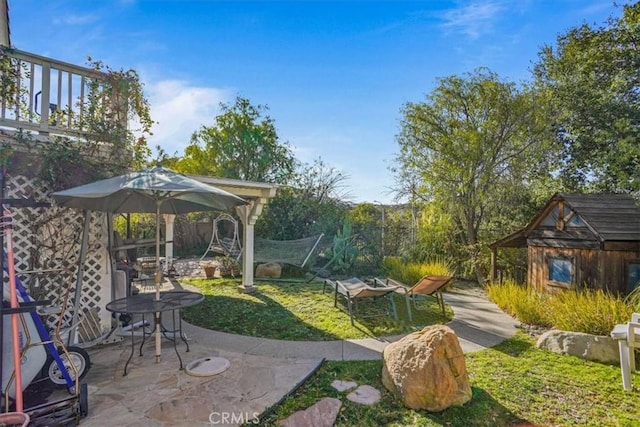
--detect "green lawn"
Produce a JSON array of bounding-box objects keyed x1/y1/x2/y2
[
  {"x1": 180, "y1": 277, "x2": 640, "y2": 426},
  {"x1": 181, "y1": 277, "x2": 453, "y2": 340},
  {"x1": 261, "y1": 332, "x2": 640, "y2": 426}
]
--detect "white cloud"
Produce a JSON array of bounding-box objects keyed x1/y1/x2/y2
[
  {"x1": 440, "y1": 1, "x2": 504, "y2": 39},
  {"x1": 144, "y1": 80, "x2": 233, "y2": 156},
  {"x1": 54, "y1": 14, "x2": 100, "y2": 26}
]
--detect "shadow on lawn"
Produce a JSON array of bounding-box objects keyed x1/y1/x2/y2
[
  {"x1": 490, "y1": 332, "x2": 534, "y2": 357},
  {"x1": 182, "y1": 293, "x2": 342, "y2": 341},
  {"x1": 262, "y1": 358, "x2": 531, "y2": 427},
  {"x1": 181, "y1": 278, "x2": 452, "y2": 341},
  {"x1": 351, "y1": 384, "x2": 532, "y2": 427},
  {"x1": 422, "y1": 386, "x2": 534, "y2": 427}
]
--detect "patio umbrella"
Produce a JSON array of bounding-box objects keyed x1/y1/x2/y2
[{"x1": 51, "y1": 165, "x2": 247, "y2": 362}]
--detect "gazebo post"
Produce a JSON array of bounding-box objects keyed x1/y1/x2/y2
[{"x1": 237, "y1": 203, "x2": 257, "y2": 294}]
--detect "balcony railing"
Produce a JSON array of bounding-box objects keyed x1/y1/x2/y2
[{"x1": 0, "y1": 47, "x2": 126, "y2": 139}]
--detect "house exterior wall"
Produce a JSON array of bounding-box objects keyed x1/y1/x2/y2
[
  {"x1": 599, "y1": 250, "x2": 640, "y2": 293},
  {"x1": 528, "y1": 245, "x2": 640, "y2": 294}
]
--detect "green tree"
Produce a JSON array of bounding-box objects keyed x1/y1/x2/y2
[
  {"x1": 534, "y1": 2, "x2": 640, "y2": 193},
  {"x1": 256, "y1": 158, "x2": 349, "y2": 240},
  {"x1": 348, "y1": 203, "x2": 382, "y2": 267},
  {"x1": 394, "y1": 68, "x2": 553, "y2": 283},
  {"x1": 176, "y1": 96, "x2": 295, "y2": 183},
  {"x1": 29, "y1": 58, "x2": 153, "y2": 190},
  {"x1": 348, "y1": 203, "x2": 416, "y2": 270}
]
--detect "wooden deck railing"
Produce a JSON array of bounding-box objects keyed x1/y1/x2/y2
[{"x1": 0, "y1": 47, "x2": 126, "y2": 139}]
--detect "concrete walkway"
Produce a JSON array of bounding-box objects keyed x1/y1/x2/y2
[
  {"x1": 71, "y1": 284, "x2": 518, "y2": 426},
  {"x1": 181, "y1": 290, "x2": 520, "y2": 361}
]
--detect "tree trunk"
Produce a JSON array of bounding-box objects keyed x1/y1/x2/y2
[{"x1": 464, "y1": 207, "x2": 485, "y2": 285}]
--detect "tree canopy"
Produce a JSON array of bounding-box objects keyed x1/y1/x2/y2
[
  {"x1": 534, "y1": 2, "x2": 640, "y2": 194},
  {"x1": 175, "y1": 96, "x2": 295, "y2": 184},
  {"x1": 256, "y1": 158, "x2": 349, "y2": 240},
  {"x1": 394, "y1": 68, "x2": 553, "y2": 282}
]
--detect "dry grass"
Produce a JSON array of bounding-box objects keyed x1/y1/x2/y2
[{"x1": 487, "y1": 280, "x2": 633, "y2": 335}]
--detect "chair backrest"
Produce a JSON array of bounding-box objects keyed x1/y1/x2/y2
[
  {"x1": 410, "y1": 275, "x2": 452, "y2": 295},
  {"x1": 629, "y1": 313, "x2": 640, "y2": 350}
]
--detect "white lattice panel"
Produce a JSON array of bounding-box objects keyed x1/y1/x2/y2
[{"x1": 2, "y1": 174, "x2": 111, "y2": 335}]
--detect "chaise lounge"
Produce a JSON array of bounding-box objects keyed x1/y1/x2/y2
[
  {"x1": 323, "y1": 278, "x2": 399, "y2": 326},
  {"x1": 374, "y1": 275, "x2": 453, "y2": 321}
]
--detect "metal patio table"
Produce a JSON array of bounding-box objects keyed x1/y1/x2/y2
[{"x1": 106, "y1": 290, "x2": 204, "y2": 375}]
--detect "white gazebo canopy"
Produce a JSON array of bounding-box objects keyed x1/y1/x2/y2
[{"x1": 163, "y1": 175, "x2": 278, "y2": 292}]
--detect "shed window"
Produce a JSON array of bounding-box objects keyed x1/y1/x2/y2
[
  {"x1": 627, "y1": 262, "x2": 640, "y2": 293},
  {"x1": 548, "y1": 256, "x2": 573, "y2": 284},
  {"x1": 540, "y1": 206, "x2": 585, "y2": 228}
]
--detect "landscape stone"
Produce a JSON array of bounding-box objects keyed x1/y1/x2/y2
[
  {"x1": 346, "y1": 385, "x2": 381, "y2": 405},
  {"x1": 536, "y1": 329, "x2": 620, "y2": 364},
  {"x1": 381, "y1": 325, "x2": 472, "y2": 412},
  {"x1": 278, "y1": 397, "x2": 342, "y2": 427},
  {"x1": 331, "y1": 379, "x2": 358, "y2": 392},
  {"x1": 256, "y1": 262, "x2": 282, "y2": 278}
]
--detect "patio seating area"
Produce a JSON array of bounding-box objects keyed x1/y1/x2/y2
[
  {"x1": 321, "y1": 275, "x2": 453, "y2": 325},
  {"x1": 78, "y1": 325, "x2": 324, "y2": 427}
]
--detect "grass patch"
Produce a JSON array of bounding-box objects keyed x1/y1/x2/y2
[
  {"x1": 182, "y1": 278, "x2": 453, "y2": 340},
  {"x1": 382, "y1": 257, "x2": 453, "y2": 286},
  {"x1": 261, "y1": 332, "x2": 640, "y2": 426}
]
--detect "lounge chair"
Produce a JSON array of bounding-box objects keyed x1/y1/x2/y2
[
  {"x1": 324, "y1": 277, "x2": 399, "y2": 326},
  {"x1": 374, "y1": 275, "x2": 452, "y2": 321}
]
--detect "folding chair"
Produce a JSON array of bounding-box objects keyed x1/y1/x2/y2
[
  {"x1": 611, "y1": 312, "x2": 640, "y2": 391},
  {"x1": 324, "y1": 278, "x2": 399, "y2": 326},
  {"x1": 375, "y1": 275, "x2": 452, "y2": 321}
]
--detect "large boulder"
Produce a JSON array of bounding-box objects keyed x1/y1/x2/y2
[
  {"x1": 256, "y1": 262, "x2": 282, "y2": 278},
  {"x1": 536, "y1": 329, "x2": 619, "y2": 364},
  {"x1": 381, "y1": 325, "x2": 472, "y2": 412}
]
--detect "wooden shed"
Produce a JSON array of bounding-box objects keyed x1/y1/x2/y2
[{"x1": 489, "y1": 193, "x2": 640, "y2": 294}]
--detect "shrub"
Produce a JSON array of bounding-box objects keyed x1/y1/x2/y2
[
  {"x1": 487, "y1": 281, "x2": 633, "y2": 335},
  {"x1": 487, "y1": 280, "x2": 521, "y2": 316},
  {"x1": 382, "y1": 256, "x2": 453, "y2": 285},
  {"x1": 487, "y1": 280, "x2": 552, "y2": 326},
  {"x1": 626, "y1": 286, "x2": 640, "y2": 312},
  {"x1": 547, "y1": 288, "x2": 632, "y2": 336}
]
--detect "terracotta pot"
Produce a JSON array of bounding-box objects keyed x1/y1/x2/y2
[{"x1": 203, "y1": 265, "x2": 217, "y2": 278}]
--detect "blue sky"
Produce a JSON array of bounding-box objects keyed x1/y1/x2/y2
[{"x1": 7, "y1": 1, "x2": 623, "y2": 203}]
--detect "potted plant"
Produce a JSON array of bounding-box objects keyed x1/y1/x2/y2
[
  {"x1": 219, "y1": 256, "x2": 240, "y2": 277},
  {"x1": 200, "y1": 260, "x2": 219, "y2": 278}
]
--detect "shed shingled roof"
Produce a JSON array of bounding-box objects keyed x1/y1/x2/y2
[
  {"x1": 558, "y1": 193, "x2": 640, "y2": 242},
  {"x1": 490, "y1": 193, "x2": 640, "y2": 248}
]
